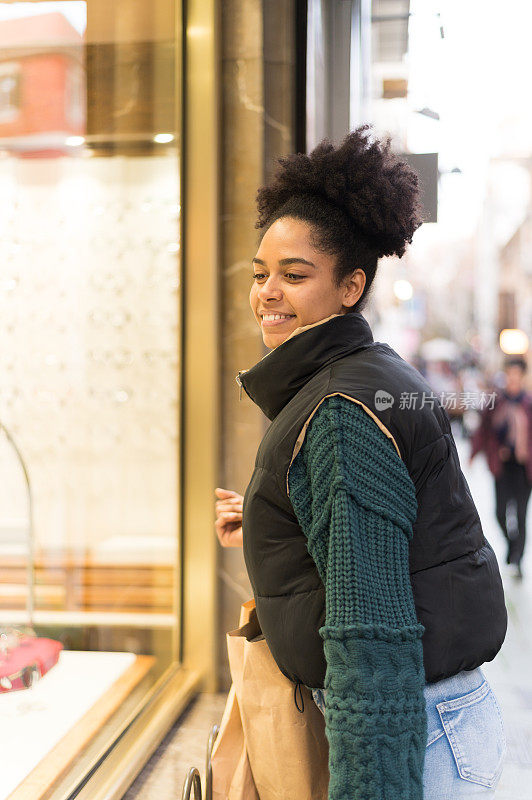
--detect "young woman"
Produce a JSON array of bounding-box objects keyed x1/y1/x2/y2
[{"x1": 214, "y1": 126, "x2": 507, "y2": 799}]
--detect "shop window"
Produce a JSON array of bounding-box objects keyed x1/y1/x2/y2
[{"x1": 0, "y1": 1, "x2": 182, "y2": 797}]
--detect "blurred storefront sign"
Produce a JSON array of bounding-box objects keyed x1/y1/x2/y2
[{"x1": 398, "y1": 151, "x2": 438, "y2": 223}]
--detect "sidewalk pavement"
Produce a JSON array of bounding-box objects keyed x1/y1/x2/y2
[{"x1": 455, "y1": 430, "x2": 532, "y2": 799}]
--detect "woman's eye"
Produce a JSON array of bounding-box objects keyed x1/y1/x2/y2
[{"x1": 252, "y1": 272, "x2": 305, "y2": 281}]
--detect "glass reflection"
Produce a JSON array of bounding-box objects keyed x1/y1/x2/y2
[{"x1": 0, "y1": 1, "x2": 181, "y2": 795}]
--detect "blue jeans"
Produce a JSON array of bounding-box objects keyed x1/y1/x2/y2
[{"x1": 311, "y1": 666, "x2": 506, "y2": 798}]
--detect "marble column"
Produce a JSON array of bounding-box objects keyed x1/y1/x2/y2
[{"x1": 218, "y1": 0, "x2": 295, "y2": 690}]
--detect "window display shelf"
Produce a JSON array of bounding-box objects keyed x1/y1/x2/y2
[
  {"x1": 0, "y1": 610, "x2": 175, "y2": 628},
  {"x1": 1, "y1": 650, "x2": 155, "y2": 800},
  {"x1": 0, "y1": 552, "x2": 176, "y2": 617}
]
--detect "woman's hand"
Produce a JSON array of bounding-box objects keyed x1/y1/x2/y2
[{"x1": 214, "y1": 488, "x2": 244, "y2": 548}]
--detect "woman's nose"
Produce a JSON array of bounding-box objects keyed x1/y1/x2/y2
[{"x1": 258, "y1": 276, "x2": 282, "y2": 300}]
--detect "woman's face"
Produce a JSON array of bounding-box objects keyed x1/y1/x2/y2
[{"x1": 249, "y1": 217, "x2": 366, "y2": 349}]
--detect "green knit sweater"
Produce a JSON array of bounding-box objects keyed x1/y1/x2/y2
[{"x1": 287, "y1": 394, "x2": 427, "y2": 800}]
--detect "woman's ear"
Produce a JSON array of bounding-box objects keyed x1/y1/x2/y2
[{"x1": 343, "y1": 268, "x2": 366, "y2": 308}]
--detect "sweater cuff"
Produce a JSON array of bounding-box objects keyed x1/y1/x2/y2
[
  {"x1": 320, "y1": 623, "x2": 427, "y2": 800},
  {"x1": 319, "y1": 622, "x2": 426, "y2": 696},
  {"x1": 320, "y1": 621, "x2": 425, "y2": 643}
]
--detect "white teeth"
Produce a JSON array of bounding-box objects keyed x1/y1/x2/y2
[{"x1": 262, "y1": 313, "x2": 293, "y2": 321}]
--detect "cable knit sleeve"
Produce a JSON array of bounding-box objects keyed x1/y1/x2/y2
[{"x1": 287, "y1": 394, "x2": 427, "y2": 800}]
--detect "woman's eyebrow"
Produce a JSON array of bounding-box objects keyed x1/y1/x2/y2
[{"x1": 252, "y1": 257, "x2": 316, "y2": 268}]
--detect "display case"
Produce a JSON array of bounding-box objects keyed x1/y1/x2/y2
[{"x1": 0, "y1": 1, "x2": 219, "y2": 796}]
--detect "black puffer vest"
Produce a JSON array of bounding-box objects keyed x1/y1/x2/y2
[{"x1": 238, "y1": 313, "x2": 507, "y2": 692}]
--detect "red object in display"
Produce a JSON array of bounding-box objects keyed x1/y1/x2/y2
[{"x1": 0, "y1": 637, "x2": 63, "y2": 692}]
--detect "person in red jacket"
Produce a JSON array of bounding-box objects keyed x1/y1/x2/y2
[{"x1": 470, "y1": 356, "x2": 532, "y2": 579}]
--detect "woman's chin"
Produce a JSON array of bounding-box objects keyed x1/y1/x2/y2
[{"x1": 262, "y1": 329, "x2": 292, "y2": 349}]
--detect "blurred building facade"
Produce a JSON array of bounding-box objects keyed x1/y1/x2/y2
[{"x1": 0, "y1": 13, "x2": 84, "y2": 156}]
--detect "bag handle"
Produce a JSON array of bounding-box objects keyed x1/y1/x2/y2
[{"x1": 228, "y1": 604, "x2": 262, "y2": 640}]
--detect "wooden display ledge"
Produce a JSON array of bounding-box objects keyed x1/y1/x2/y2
[
  {"x1": 0, "y1": 553, "x2": 174, "y2": 615},
  {"x1": 3, "y1": 652, "x2": 155, "y2": 800}
]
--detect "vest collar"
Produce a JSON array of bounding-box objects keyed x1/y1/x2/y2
[{"x1": 237, "y1": 312, "x2": 374, "y2": 420}]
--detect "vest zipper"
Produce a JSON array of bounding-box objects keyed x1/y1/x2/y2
[
  {"x1": 236, "y1": 371, "x2": 244, "y2": 401},
  {"x1": 293, "y1": 679, "x2": 304, "y2": 713}
]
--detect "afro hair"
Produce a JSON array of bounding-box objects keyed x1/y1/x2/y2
[{"x1": 256, "y1": 125, "x2": 423, "y2": 260}]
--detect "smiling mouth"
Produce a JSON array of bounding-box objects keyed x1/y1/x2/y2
[{"x1": 260, "y1": 313, "x2": 296, "y2": 324}]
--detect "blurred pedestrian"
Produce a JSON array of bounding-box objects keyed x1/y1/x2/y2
[
  {"x1": 470, "y1": 356, "x2": 532, "y2": 579},
  {"x1": 459, "y1": 359, "x2": 487, "y2": 439}
]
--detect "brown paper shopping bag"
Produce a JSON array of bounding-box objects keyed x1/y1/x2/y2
[
  {"x1": 211, "y1": 601, "x2": 260, "y2": 800},
  {"x1": 212, "y1": 599, "x2": 329, "y2": 800},
  {"x1": 210, "y1": 682, "x2": 260, "y2": 800}
]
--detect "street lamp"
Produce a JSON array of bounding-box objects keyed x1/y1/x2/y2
[{"x1": 499, "y1": 328, "x2": 529, "y2": 354}]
